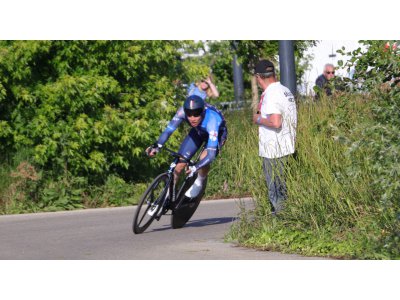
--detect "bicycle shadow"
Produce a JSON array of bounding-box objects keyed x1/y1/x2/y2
[
  {"x1": 151, "y1": 216, "x2": 238, "y2": 232},
  {"x1": 184, "y1": 217, "x2": 238, "y2": 228}
]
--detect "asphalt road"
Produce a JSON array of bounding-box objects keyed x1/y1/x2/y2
[{"x1": 0, "y1": 198, "x2": 324, "y2": 259}]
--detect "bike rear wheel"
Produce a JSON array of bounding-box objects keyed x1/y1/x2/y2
[{"x1": 133, "y1": 173, "x2": 169, "y2": 234}]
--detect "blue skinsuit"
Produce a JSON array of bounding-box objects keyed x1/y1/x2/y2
[{"x1": 157, "y1": 106, "x2": 227, "y2": 170}]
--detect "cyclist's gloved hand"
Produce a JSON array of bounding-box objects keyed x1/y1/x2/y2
[
  {"x1": 186, "y1": 165, "x2": 197, "y2": 177},
  {"x1": 146, "y1": 143, "x2": 162, "y2": 157}
]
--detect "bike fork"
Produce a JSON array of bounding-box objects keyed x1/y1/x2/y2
[{"x1": 155, "y1": 176, "x2": 175, "y2": 220}]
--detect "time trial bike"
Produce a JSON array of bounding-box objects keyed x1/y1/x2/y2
[{"x1": 132, "y1": 147, "x2": 206, "y2": 234}]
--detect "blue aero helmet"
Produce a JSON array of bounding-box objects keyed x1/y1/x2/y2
[{"x1": 183, "y1": 95, "x2": 205, "y2": 117}]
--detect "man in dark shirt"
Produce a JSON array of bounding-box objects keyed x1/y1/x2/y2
[{"x1": 315, "y1": 63, "x2": 335, "y2": 98}]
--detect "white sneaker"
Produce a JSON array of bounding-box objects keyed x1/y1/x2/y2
[
  {"x1": 147, "y1": 205, "x2": 159, "y2": 217},
  {"x1": 185, "y1": 181, "x2": 203, "y2": 198}
]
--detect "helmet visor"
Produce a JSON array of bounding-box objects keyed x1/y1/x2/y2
[{"x1": 184, "y1": 108, "x2": 203, "y2": 117}]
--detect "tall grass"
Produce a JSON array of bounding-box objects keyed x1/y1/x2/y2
[
  {"x1": 222, "y1": 94, "x2": 397, "y2": 259},
  {"x1": 206, "y1": 108, "x2": 261, "y2": 199},
  {"x1": 284, "y1": 95, "x2": 375, "y2": 229}
]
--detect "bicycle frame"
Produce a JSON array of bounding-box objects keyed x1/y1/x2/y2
[
  {"x1": 153, "y1": 147, "x2": 196, "y2": 218},
  {"x1": 133, "y1": 145, "x2": 205, "y2": 233},
  {"x1": 163, "y1": 154, "x2": 179, "y2": 210}
]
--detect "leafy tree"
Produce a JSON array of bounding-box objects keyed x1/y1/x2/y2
[
  {"x1": 0, "y1": 40, "x2": 203, "y2": 183},
  {"x1": 206, "y1": 40, "x2": 316, "y2": 107},
  {"x1": 0, "y1": 40, "x2": 317, "y2": 190}
]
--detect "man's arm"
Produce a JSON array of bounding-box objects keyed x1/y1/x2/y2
[{"x1": 253, "y1": 113, "x2": 282, "y2": 129}]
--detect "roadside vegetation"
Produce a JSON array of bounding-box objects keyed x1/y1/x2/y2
[
  {"x1": 0, "y1": 40, "x2": 398, "y2": 259},
  {"x1": 0, "y1": 40, "x2": 313, "y2": 213},
  {"x1": 227, "y1": 94, "x2": 399, "y2": 259},
  {"x1": 227, "y1": 41, "x2": 400, "y2": 259}
]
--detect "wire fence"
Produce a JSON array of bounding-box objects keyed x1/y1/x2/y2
[{"x1": 214, "y1": 100, "x2": 247, "y2": 111}]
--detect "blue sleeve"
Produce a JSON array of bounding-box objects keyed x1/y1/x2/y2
[
  {"x1": 157, "y1": 107, "x2": 185, "y2": 146},
  {"x1": 194, "y1": 112, "x2": 221, "y2": 170}
]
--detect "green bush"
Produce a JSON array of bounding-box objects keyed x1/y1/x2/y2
[
  {"x1": 339, "y1": 40, "x2": 400, "y2": 257},
  {"x1": 0, "y1": 41, "x2": 202, "y2": 184}
]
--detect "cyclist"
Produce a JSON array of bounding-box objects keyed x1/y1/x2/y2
[{"x1": 146, "y1": 95, "x2": 227, "y2": 199}]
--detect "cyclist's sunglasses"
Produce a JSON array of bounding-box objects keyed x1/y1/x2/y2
[
  {"x1": 184, "y1": 108, "x2": 203, "y2": 117},
  {"x1": 325, "y1": 71, "x2": 335, "y2": 75}
]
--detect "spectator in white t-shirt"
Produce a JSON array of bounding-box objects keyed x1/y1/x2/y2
[{"x1": 252, "y1": 59, "x2": 297, "y2": 215}]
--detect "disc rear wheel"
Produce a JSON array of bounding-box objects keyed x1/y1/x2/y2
[{"x1": 171, "y1": 176, "x2": 207, "y2": 229}]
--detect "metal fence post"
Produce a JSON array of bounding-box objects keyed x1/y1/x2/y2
[
  {"x1": 233, "y1": 54, "x2": 244, "y2": 106},
  {"x1": 279, "y1": 40, "x2": 297, "y2": 96}
]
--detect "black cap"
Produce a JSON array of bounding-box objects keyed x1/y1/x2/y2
[{"x1": 254, "y1": 60, "x2": 275, "y2": 74}]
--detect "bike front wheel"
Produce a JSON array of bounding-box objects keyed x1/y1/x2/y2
[{"x1": 133, "y1": 173, "x2": 169, "y2": 234}]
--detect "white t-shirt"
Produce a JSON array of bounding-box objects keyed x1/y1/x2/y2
[{"x1": 258, "y1": 82, "x2": 297, "y2": 159}]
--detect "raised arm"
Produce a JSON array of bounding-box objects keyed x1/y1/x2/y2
[{"x1": 205, "y1": 77, "x2": 219, "y2": 98}]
